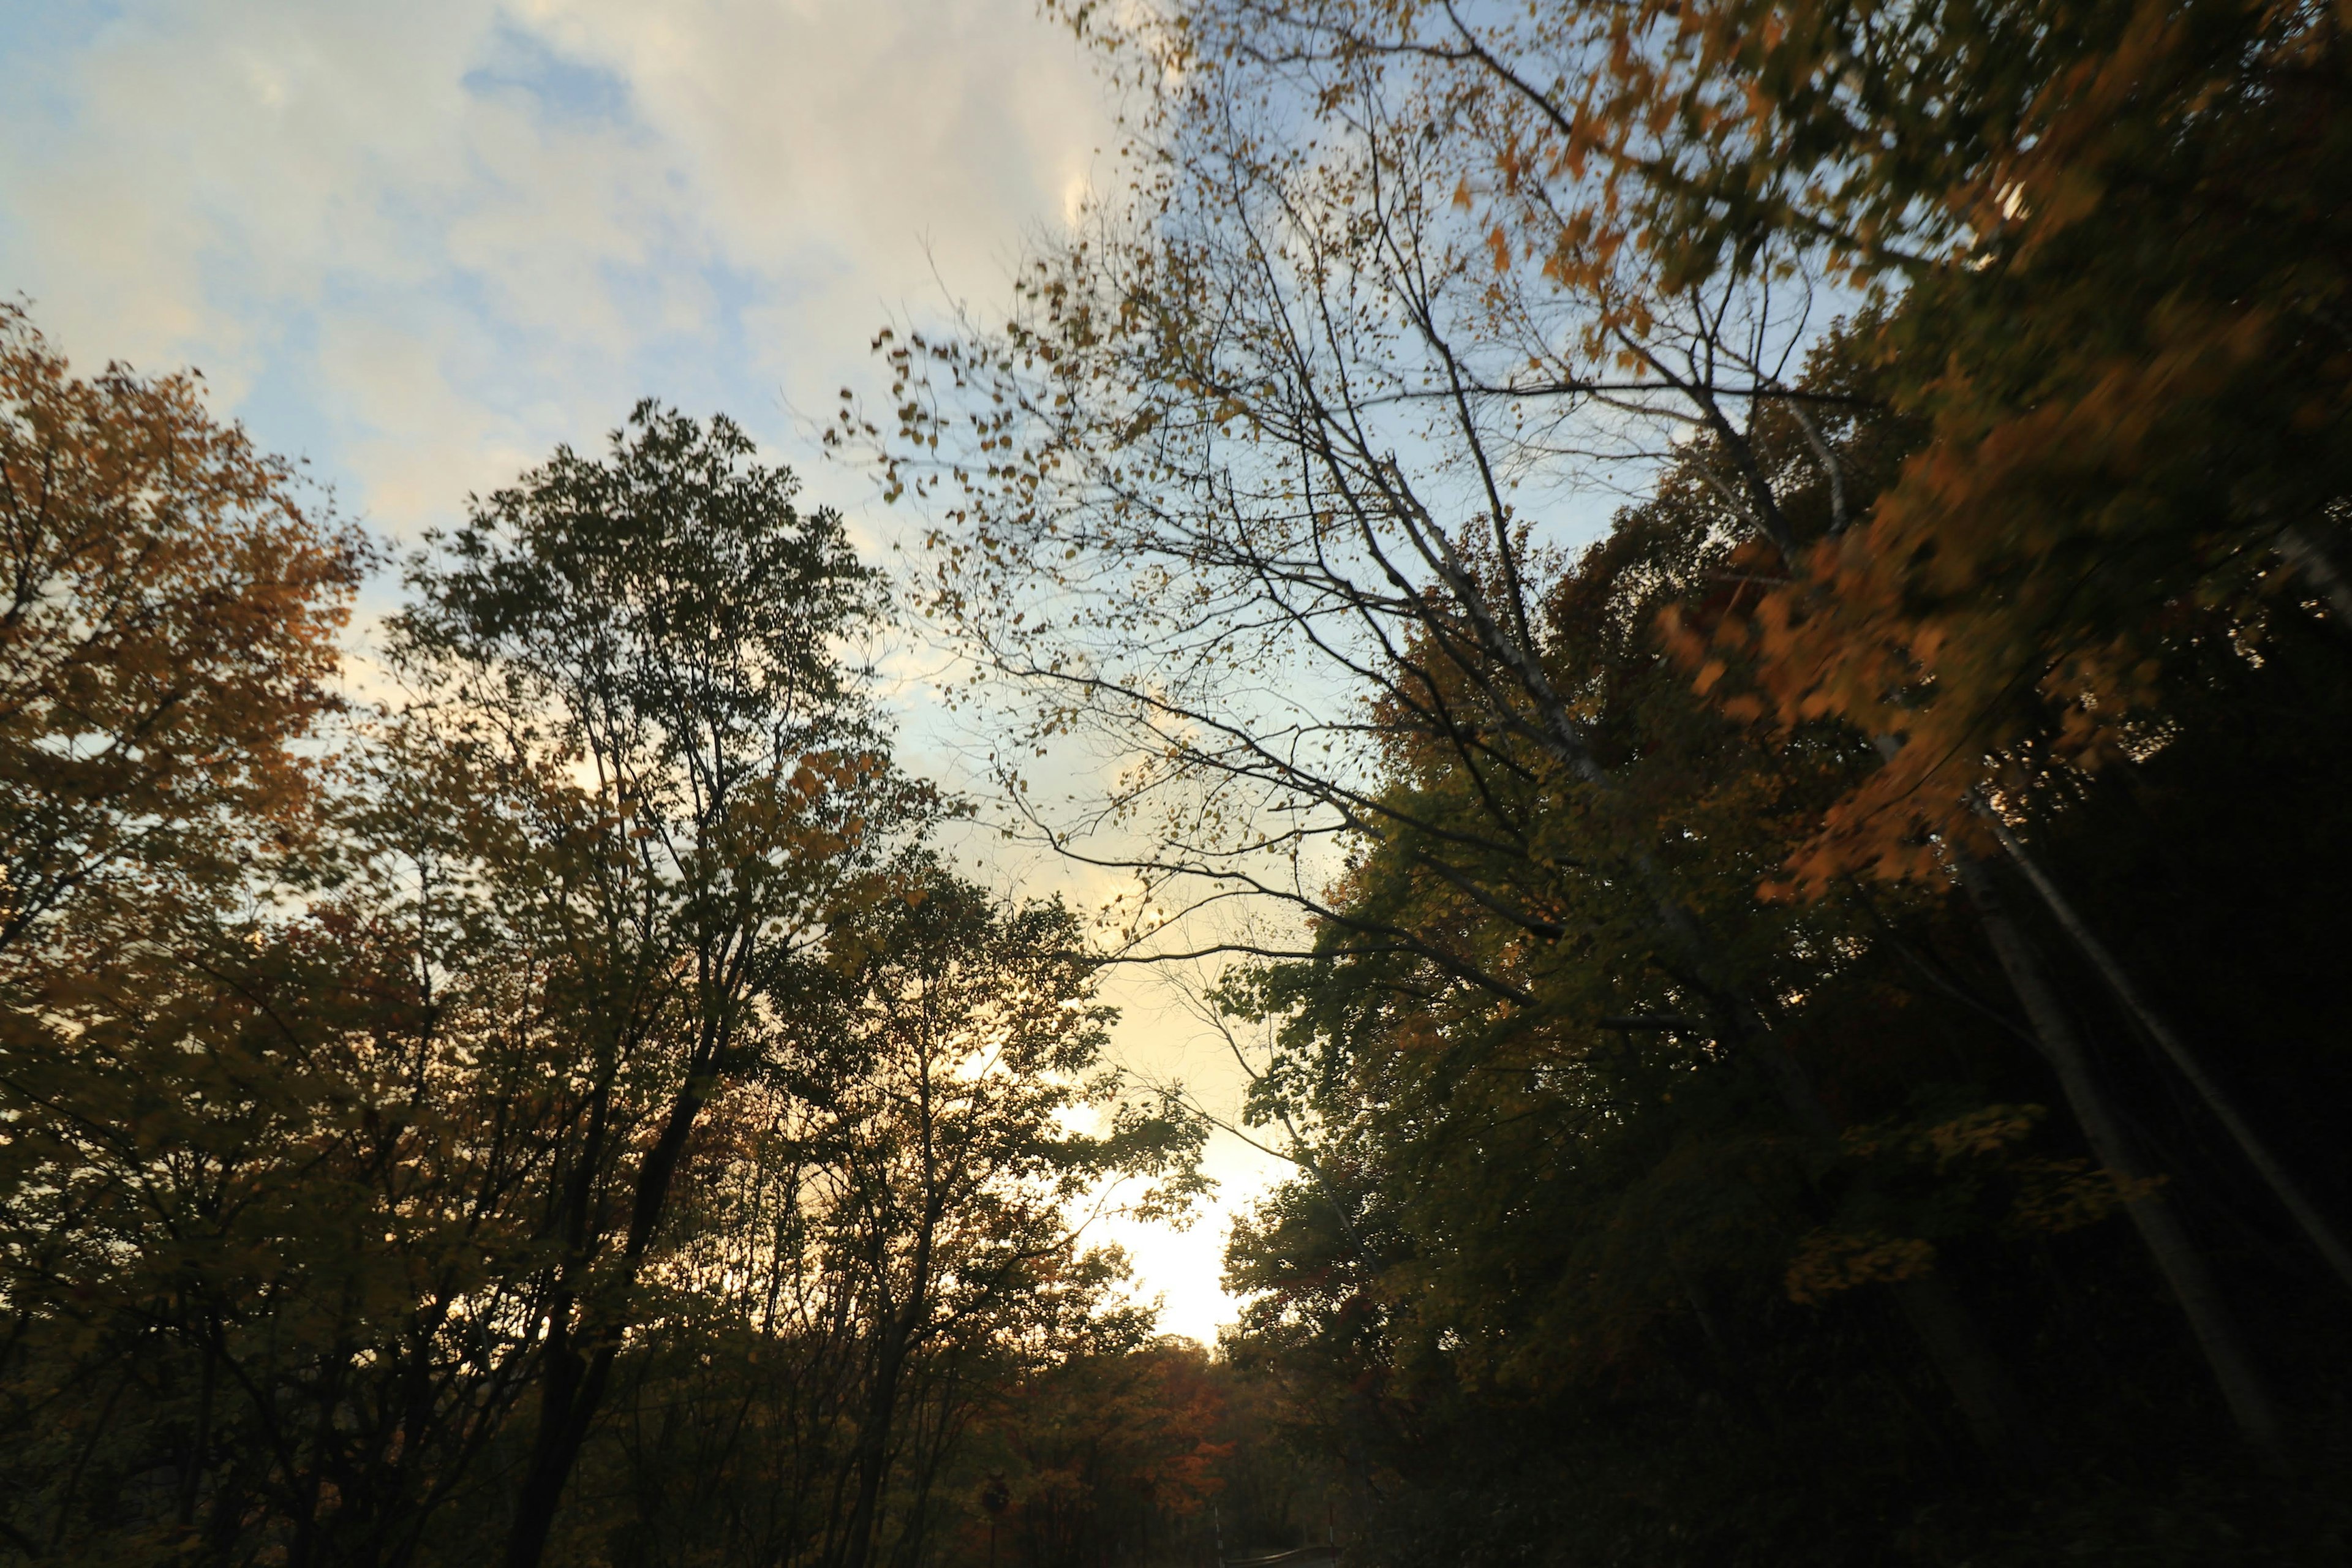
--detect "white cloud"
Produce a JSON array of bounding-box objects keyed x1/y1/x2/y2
[{"x1": 0, "y1": 0, "x2": 1111, "y2": 535}]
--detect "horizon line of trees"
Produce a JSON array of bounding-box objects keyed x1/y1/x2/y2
[{"x1": 0, "y1": 304, "x2": 1283, "y2": 1568}]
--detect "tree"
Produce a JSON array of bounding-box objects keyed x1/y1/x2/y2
[
  {"x1": 1212, "y1": 472, "x2": 2352, "y2": 1561},
  {"x1": 789, "y1": 864, "x2": 1202, "y2": 1568},
  {"x1": 974, "y1": 1339, "x2": 1228, "y2": 1568},
  {"x1": 0, "y1": 302, "x2": 364, "y2": 957},
  {"x1": 857, "y1": 0, "x2": 2351, "y2": 1460},
  {"x1": 1, "y1": 325, "x2": 1215, "y2": 1568},
  {"x1": 0, "y1": 306, "x2": 388, "y2": 1566},
  {"x1": 851, "y1": 6, "x2": 2048, "y2": 1458},
  {"x1": 508, "y1": 865, "x2": 1202, "y2": 1568},
  {"x1": 391, "y1": 401, "x2": 918, "y2": 1568},
  {"x1": 0, "y1": 827, "x2": 560, "y2": 1568}
]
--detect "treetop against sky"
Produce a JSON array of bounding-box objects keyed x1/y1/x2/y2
[{"x1": 0, "y1": 0, "x2": 1272, "y2": 1344}]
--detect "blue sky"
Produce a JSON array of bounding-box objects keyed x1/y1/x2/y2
[{"x1": 0, "y1": 0, "x2": 1278, "y2": 1342}]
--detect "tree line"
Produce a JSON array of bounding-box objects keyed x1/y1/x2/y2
[{"x1": 0, "y1": 309, "x2": 1323, "y2": 1568}]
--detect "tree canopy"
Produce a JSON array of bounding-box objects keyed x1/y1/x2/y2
[{"x1": 7, "y1": 0, "x2": 2352, "y2": 1560}]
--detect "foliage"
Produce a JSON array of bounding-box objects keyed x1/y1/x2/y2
[
  {"x1": 848, "y1": 0, "x2": 2352, "y2": 1555},
  {"x1": 10, "y1": 0, "x2": 2352, "y2": 1555},
  {"x1": 0, "y1": 339, "x2": 1208, "y2": 1568},
  {"x1": 964, "y1": 1338, "x2": 1229, "y2": 1568},
  {"x1": 1210, "y1": 478, "x2": 2352, "y2": 1562},
  {"x1": 1, "y1": 302, "x2": 366, "y2": 954}
]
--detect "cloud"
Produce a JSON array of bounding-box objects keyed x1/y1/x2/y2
[{"x1": 0, "y1": 0, "x2": 1112, "y2": 539}]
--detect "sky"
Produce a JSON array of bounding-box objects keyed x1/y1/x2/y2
[{"x1": 0, "y1": 0, "x2": 1285, "y2": 1344}]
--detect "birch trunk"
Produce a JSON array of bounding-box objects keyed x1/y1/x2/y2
[
  {"x1": 1958, "y1": 856, "x2": 2284, "y2": 1453},
  {"x1": 1975, "y1": 801, "x2": 2352, "y2": 1297}
]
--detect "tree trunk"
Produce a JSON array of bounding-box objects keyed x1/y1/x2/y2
[
  {"x1": 1887, "y1": 1275, "x2": 2045, "y2": 1464},
  {"x1": 838, "y1": 1096, "x2": 944, "y2": 1568},
  {"x1": 836, "y1": 1325, "x2": 910, "y2": 1568},
  {"x1": 502, "y1": 1335, "x2": 589, "y2": 1568},
  {"x1": 503, "y1": 1074, "x2": 714, "y2": 1568},
  {"x1": 1728, "y1": 996, "x2": 2051, "y2": 1469},
  {"x1": 1959, "y1": 856, "x2": 2285, "y2": 1453},
  {"x1": 1975, "y1": 799, "x2": 2352, "y2": 1297},
  {"x1": 1599, "y1": 846, "x2": 2047, "y2": 1465}
]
